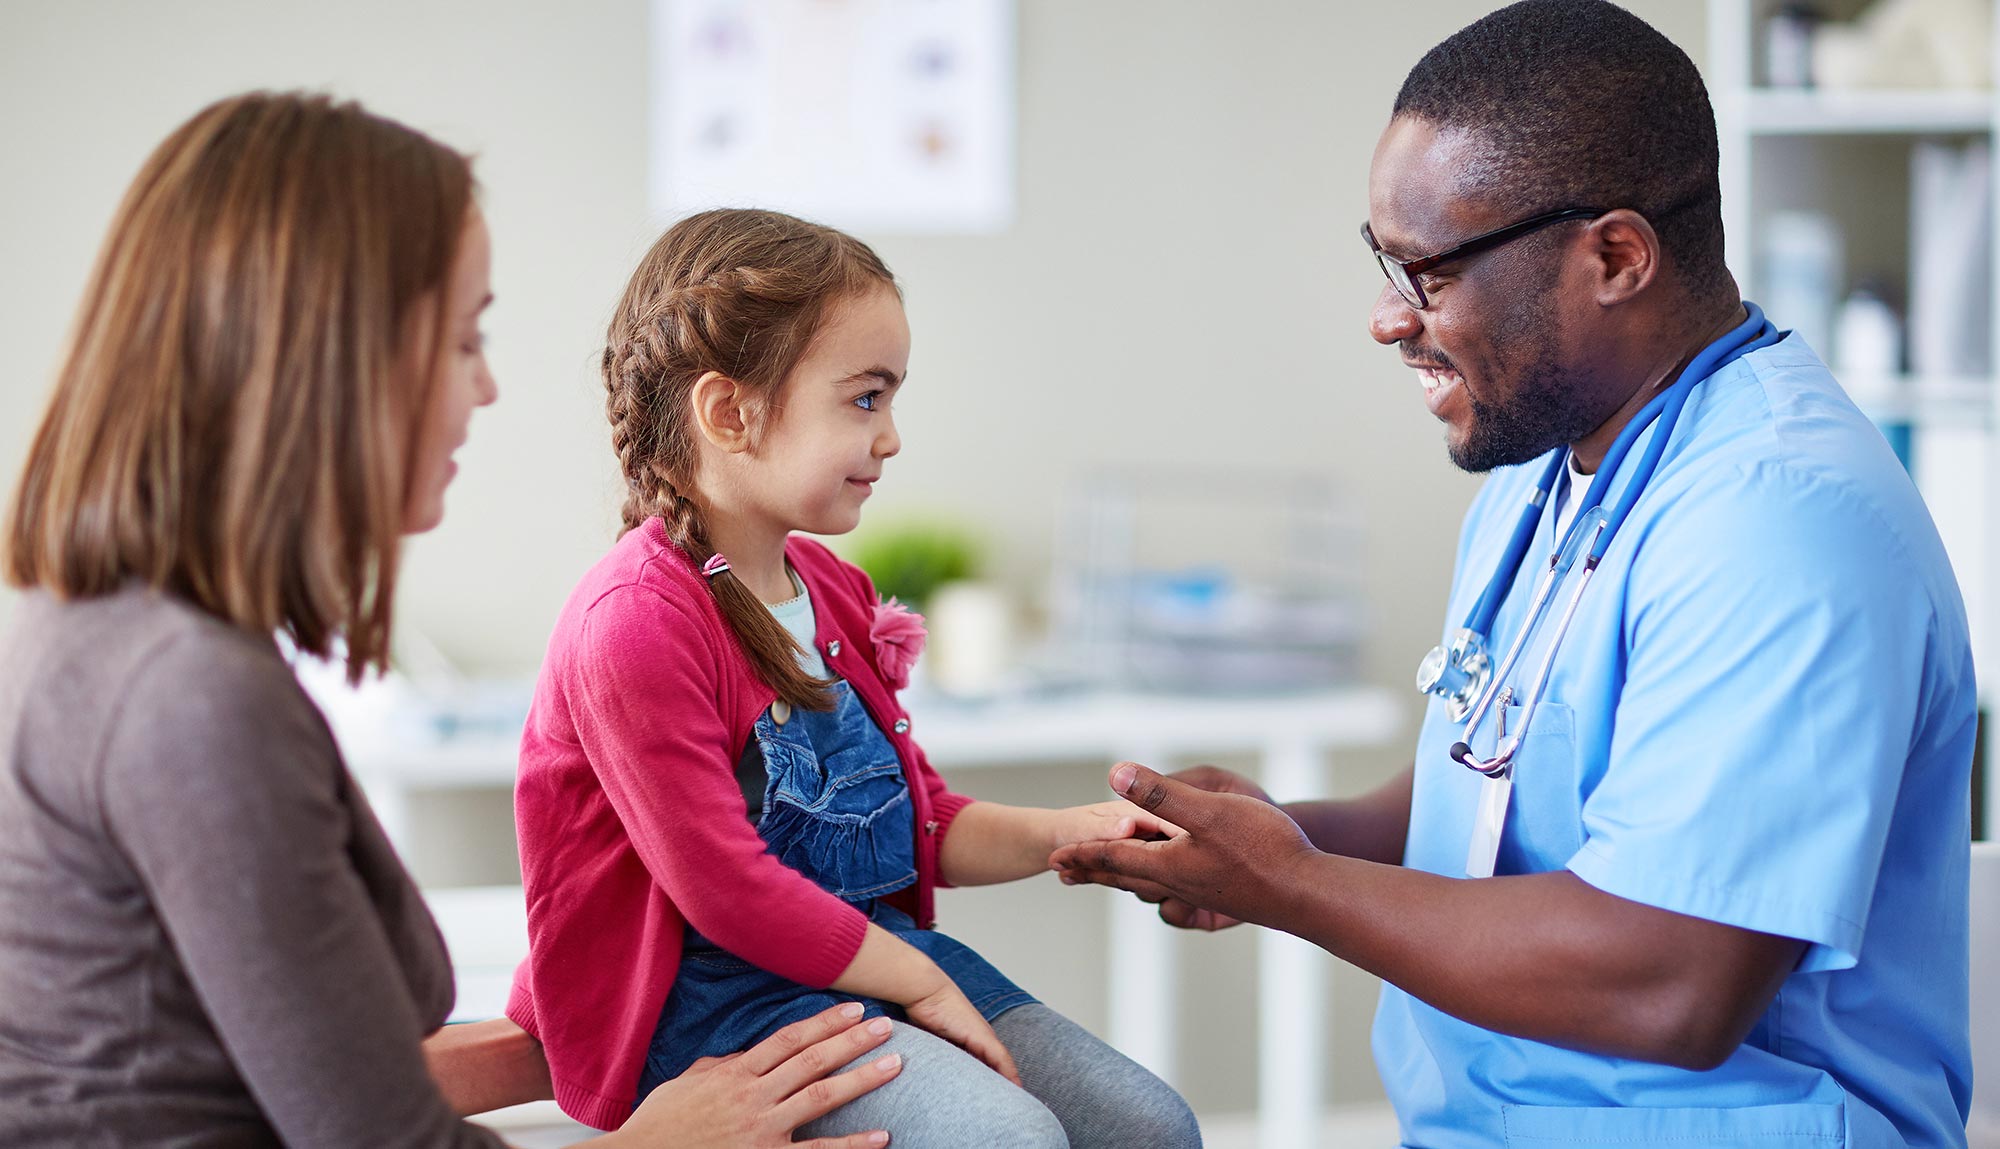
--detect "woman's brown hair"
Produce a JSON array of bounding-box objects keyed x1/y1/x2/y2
[
  {"x1": 604, "y1": 208, "x2": 898, "y2": 710},
  {"x1": 4, "y1": 92, "x2": 474, "y2": 680}
]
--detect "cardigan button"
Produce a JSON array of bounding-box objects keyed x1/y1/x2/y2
[
  {"x1": 827, "y1": 640, "x2": 842, "y2": 657},
  {"x1": 893, "y1": 718, "x2": 910, "y2": 734}
]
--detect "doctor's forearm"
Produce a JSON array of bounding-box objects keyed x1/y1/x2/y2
[
  {"x1": 1281, "y1": 763, "x2": 1413, "y2": 865},
  {"x1": 1269, "y1": 860, "x2": 1798, "y2": 1069}
]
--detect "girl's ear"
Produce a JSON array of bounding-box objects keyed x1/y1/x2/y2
[{"x1": 690, "y1": 370, "x2": 755, "y2": 453}]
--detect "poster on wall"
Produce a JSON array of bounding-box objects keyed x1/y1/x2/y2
[{"x1": 651, "y1": 0, "x2": 1016, "y2": 235}]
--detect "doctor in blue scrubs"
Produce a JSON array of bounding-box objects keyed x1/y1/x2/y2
[{"x1": 1052, "y1": 1, "x2": 1976, "y2": 1145}]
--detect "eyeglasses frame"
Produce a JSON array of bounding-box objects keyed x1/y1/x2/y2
[{"x1": 1362, "y1": 206, "x2": 1608, "y2": 310}]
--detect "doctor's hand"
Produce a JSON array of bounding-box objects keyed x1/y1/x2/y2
[
  {"x1": 1141, "y1": 765, "x2": 1282, "y2": 931},
  {"x1": 1050, "y1": 762, "x2": 1317, "y2": 934},
  {"x1": 1169, "y1": 764, "x2": 1276, "y2": 807}
]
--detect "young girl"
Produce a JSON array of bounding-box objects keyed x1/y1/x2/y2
[{"x1": 508, "y1": 209, "x2": 1203, "y2": 1147}]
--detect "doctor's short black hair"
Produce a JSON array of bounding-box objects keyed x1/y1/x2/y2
[{"x1": 1393, "y1": 0, "x2": 1729, "y2": 296}]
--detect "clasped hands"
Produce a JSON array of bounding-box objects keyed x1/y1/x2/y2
[{"x1": 1049, "y1": 763, "x2": 1319, "y2": 934}]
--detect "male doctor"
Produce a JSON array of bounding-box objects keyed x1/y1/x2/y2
[{"x1": 1052, "y1": 2, "x2": 1976, "y2": 1144}]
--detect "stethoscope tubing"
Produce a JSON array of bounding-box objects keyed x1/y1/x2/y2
[
  {"x1": 1453, "y1": 534, "x2": 1603, "y2": 776},
  {"x1": 1447, "y1": 304, "x2": 1780, "y2": 775}
]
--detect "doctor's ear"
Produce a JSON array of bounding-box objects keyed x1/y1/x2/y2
[
  {"x1": 690, "y1": 371, "x2": 763, "y2": 453},
  {"x1": 1582, "y1": 208, "x2": 1662, "y2": 306}
]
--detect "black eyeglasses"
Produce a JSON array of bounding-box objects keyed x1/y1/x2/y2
[{"x1": 1361, "y1": 207, "x2": 1606, "y2": 310}]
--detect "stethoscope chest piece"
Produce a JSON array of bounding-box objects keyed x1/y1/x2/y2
[{"x1": 1416, "y1": 627, "x2": 1490, "y2": 723}]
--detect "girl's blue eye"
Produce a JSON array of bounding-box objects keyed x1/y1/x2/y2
[{"x1": 854, "y1": 391, "x2": 881, "y2": 411}]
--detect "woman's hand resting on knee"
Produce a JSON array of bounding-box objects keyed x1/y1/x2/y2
[
  {"x1": 429, "y1": 1004, "x2": 901, "y2": 1147},
  {"x1": 606, "y1": 1002, "x2": 904, "y2": 1148}
]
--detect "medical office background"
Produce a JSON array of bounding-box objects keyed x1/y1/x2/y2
[{"x1": 3, "y1": 0, "x2": 1998, "y2": 1141}]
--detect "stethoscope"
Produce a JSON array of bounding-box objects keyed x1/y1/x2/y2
[{"x1": 1415, "y1": 303, "x2": 1781, "y2": 779}]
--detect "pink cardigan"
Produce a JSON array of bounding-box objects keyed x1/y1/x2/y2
[{"x1": 506, "y1": 521, "x2": 975, "y2": 1130}]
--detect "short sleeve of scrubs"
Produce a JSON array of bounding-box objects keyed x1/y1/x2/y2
[{"x1": 1567, "y1": 460, "x2": 1937, "y2": 972}]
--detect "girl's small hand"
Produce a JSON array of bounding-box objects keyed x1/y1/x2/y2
[
  {"x1": 1050, "y1": 797, "x2": 1186, "y2": 850},
  {"x1": 902, "y1": 982, "x2": 1022, "y2": 1086}
]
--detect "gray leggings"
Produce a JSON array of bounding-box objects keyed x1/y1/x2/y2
[{"x1": 797, "y1": 1003, "x2": 1201, "y2": 1148}]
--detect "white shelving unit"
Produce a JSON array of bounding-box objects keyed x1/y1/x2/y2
[
  {"x1": 1709, "y1": 0, "x2": 2000, "y2": 839},
  {"x1": 1742, "y1": 88, "x2": 1995, "y2": 134}
]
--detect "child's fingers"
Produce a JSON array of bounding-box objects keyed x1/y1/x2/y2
[
  {"x1": 1126, "y1": 799, "x2": 1184, "y2": 831},
  {"x1": 1103, "y1": 797, "x2": 1187, "y2": 840},
  {"x1": 984, "y1": 1043, "x2": 1023, "y2": 1087},
  {"x1": 904, "y1": 989, "x2": 1022, "y2": 1086},
  {"x1": 969, "y1": 1027, "x2": 1022, "y2": 1086},
  {"x1": 1133, "y1": 810, "x2": 1188, "y2": 839},
  {"x1": 737, "y1": 1001, "x2": 871, "y2": 1077}
]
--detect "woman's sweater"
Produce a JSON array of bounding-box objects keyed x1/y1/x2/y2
[{"x1": 0, "y1": 585, "x2": 501, "y2": 1148}]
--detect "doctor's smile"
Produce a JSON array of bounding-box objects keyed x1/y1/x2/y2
[{"x1": 1406, "y1": 355, "x2": 1468, "y2": 417}]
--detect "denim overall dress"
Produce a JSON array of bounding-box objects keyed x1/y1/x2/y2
[{"x1": 635, "y1": 669, "x2": 1036, "y2": 1101}]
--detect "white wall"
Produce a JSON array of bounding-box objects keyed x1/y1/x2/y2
[{"x1": 0, "y1": 0, "x2": 1705, "y2": 1114}]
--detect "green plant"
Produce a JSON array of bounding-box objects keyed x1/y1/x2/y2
[{"x1": 847, "y1": 521, "x2": 981, "y2": 609}]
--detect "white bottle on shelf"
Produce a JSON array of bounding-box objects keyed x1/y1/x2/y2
[
  {"x1": 1833, "y1": 282, "x2": 1904, "y2": 408},
  {"x1": 1758, "y1": 210, "x2": 1843, "y2": 361}
]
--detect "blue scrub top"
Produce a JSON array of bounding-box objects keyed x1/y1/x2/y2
[{"x1": 1375, "y1": 334, "x2": 1975, "y2": 1148}]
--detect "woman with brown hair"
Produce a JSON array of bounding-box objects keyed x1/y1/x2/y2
[{"x1": 0, "y1": 92, "x2": 898, "y2": 1148}]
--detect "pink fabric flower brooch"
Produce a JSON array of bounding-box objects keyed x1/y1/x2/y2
[{"x1": 869, "y1": 597, "x2": 927, "y2": 691}]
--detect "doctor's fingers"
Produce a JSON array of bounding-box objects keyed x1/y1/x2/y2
[
  {"x1": 1158, "y1": 898, "x2": 1244, "y2": 932},
  {"x1": 1169, "y1": 763, "x2": 1276, "y2": 806},
  {"x1": 1055, "y1": 862, "x2": 1177, "y2": 904},
  {"x1": 1109, "y1": 762, "x2": 1226, "y2": 833},
  {"x1": 1051, "y1": 842, "x2": 1246, "y2": 929},
  {"x1": 1050, "y1": 838, "x2": 1186, "y2": 900}
]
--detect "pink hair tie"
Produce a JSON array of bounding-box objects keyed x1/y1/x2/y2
[{"x1": 701, "y1": 554, "x2": 731, "y2": 579}]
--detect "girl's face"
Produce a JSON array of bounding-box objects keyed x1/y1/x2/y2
[
  {"x1": 403, "y1": 208, "x2": 498, "y2": 534},
  {"x1": 742, "y1": 285, "x2": 909, "y2": 537}
]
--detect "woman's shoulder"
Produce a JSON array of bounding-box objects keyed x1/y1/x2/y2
[
  {"x1": 5, "y1": 585, "x2": 337, "y2": 816},
  {"x1": 12, "y1": 583, "x2": 305, "y2": 715}
]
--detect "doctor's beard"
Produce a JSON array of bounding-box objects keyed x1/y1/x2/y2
[
  {"x1": 1447, "y1": 357, "x2": 1603, "y2": 473},
  {"x1": 1442, "y1": 294, "x2": 1605, "y2": 474}
]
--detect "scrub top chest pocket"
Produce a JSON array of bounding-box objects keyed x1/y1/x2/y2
[
  {"x1": 744, "y1": 680, "x2": 918, "y2": 903},
  {"x1": 1482, "y1": 700, "x2": 1581, "y2": 877}
]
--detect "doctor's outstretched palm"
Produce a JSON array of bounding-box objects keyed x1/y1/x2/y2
[{"x1": 1052, "y1": 762, "x2": 1314, "y2": 935}]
